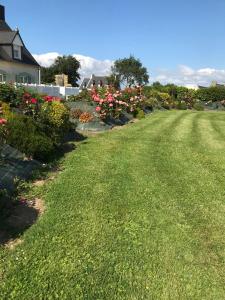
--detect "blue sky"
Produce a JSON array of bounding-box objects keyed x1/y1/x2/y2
[{"x1": 2, "y1": 0, "x2": 225, "y2": 86}]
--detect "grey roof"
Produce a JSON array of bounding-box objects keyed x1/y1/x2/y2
[
  {"x1": 80, "y1": 75, "x2": 108, "y2": 89},
  {"x1": 0, "y1": 17, "x2": 39, "y2": 67},
  {"x1": 0, "y1": 19, "x2": 11, "y2": 31},
  {"x1": 0, "y1": 31, "x2": 17, "y2": 44}
]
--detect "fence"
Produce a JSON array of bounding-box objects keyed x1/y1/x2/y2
[{"x1": 16, "y1": 83, "x2": 79, "y2": 98}]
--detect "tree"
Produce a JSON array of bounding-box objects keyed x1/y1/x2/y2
[
  {"x1": 41, "y1": 55, "x2": 81, "y2": 87},
  {"x1": 106, "y1": 74, "x2": 121, "y2": 90},
  {"x1": 111, "y1": 55, "x2": 149, "y2": 87},
  {"x1": 41, "y1": 67, "x2": 55, "y2": 84}
]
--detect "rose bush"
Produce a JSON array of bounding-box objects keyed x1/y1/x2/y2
[{"x1": 91, "y1": 86, "x2": 145, "y2": 119}]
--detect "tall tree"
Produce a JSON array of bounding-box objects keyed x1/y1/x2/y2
[
  {"x1": 111, "y1": 55, "x2": 149, "y2": 87},
  {"x1": 41, "y1": 55, "x2": 81, "y2": 87}
]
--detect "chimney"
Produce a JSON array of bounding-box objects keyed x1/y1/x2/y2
[{"x1": 0, "y1": 5, "x2": 5, "y2": 21}]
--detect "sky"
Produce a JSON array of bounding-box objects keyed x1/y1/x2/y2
[{"x1": 2, "y1": 0, "x2": 225, "y2": 87}]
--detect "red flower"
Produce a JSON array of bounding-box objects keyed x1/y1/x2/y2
[{"x1": 31, "y1": 98, "x2": 37, "y2": 104}]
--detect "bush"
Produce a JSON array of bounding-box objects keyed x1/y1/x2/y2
[
  {"x1": 133, "y1": 108, "x2": 145, "y2": 119},
  {"x1": 79, "y1": 112, "x2": 94, "y2": 123},
  {"x1": 71, "y1": 108, "x2": 83, "y2": 119},
  {"x1": 176, "y1": 101, "x2": 188, "y2": 110},
  {"x1": 68, "y1": 89, "x2": 92, "y2": 102},
  {"x1": 157, "y1": 92, "x2": 173, "y2": 109},
  {"x1": 0, "y1": 83, "x2": 16, "y2": 103},
  {"x1": 193, "y1": 102, "x2": 204, "y2": 111},
  {"x1": 39, "y1": 101, "x2": 70, "y2": 145},
  {"x1": 196, "y1": 86, "x2": 225, "y2": 102},
  {"x1": 6, "y1": 114, "x2": 54, "y2": 161}
]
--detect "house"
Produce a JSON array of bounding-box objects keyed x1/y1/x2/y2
[
  {"x1": 0, "y1": 5, "x2": 40, "y2": 84},
  {"x1": 80, "y1": 74, "x2": 108, "y2": 90}
]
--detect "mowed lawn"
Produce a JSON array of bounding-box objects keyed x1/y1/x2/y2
[{"x1": 1, "y1": 110, "x2": 225, "y2": 299}]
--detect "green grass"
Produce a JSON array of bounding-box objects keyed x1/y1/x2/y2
[{"x1": 1, "y1": 110, "x2": 225, "y2": 299}]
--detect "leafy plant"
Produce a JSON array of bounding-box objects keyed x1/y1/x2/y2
[
  {"x1": 79, "y1": 112, "x2": 94, "y2": 123},
  {"x1": 193, "y1": 102, "x2": 204, "y2": 111},
  {"x1": 133, "y1": 108, "x2": 145, "y2": 119},
  {"x1": 5, "y1": 114, "x2": 54, "y2": 161},
  {"x1": 39, "y1": 101, "x2": 70, "y2": 145},
  {"x1": 70, "y1": 108, "x2": 83, "y2": 119},
  {"x1": 68, "y1": 89, "x2": 92, "y2": 102}
]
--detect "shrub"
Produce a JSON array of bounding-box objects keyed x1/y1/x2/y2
[
  {"x1": 177, "y1": 101, "x2": 188, "y2": 110},
  {"x1": 133, "y1": 108, "x2": 145, "y2": 119},
  {"x1": 71, "y1": 108, "x2": 83, "y2": 119},
  {"x1": 79, "y1": 112, "x2": 94, "y2": 123},
  {"x1": 68, "y1": 89, "x2": 92, "y2": 102},
  {"x1": 196, "y1": 86, "x2": 225, "y2": 102},
  {"x1": 39, "y1": 101, "x2": 70, "y2": 144},
  {"x1": 193, "y1": 102, "x2": 204, "y2": 111},
  {"x1": 157, "y1": 92, "x2": 173, "y2": 109},
  {"x1": 0, "y1": 83, "x2": 16, "y2": 103},
  {"x1": 5, "y1": 114, "x2": 54, "y2": 161}
]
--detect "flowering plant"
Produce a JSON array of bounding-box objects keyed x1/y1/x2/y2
[
  {"x1": 91, "y1": 87, "x2": 129, "y2": 119},
  {"x1": 119, "y1": 87, "x2": 145, "y2": 112},
  {"x1": 0, "y1": 117, "x2": 7, "y2": 145},
  {"x1": 79, "y1": 112, "x2": 94, "y2": 123}
]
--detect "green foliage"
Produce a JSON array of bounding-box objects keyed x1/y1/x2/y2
[
  {"x1": 6, "y1": 114, "x2": 54, "y2": 161},
  {"x1": 133, "y1": 108, "x2": 145, "y2": 119},
  {"x1": 193, "y1": 102, "x2": 204, "y2": 111},
  {"x1": 39, "y1": 101, "x2": 70, "y2": 145},
  {"x1": 41, "y1": 55, "x2": 81, "y2": 87},
  {"x1": 0, "y1": 83, "x2": 16, "y2": 103},
  {"x1": 196, "y1": 86, "x2": 225, "y2": 102},
  {"x1": 176, "y1": 87, "x2": 196, "y2": 108},
  {"x1": 41, "y1": 67, "x2": 55, "y2": 84},
  {"x1": 106, "y1": 74, "x2": 121, "y2": 89},
  {"x1": 157, "y1": 92, "x2": 173, "y2": 109},
  {"x1": 176, "y1": 101, "x2": 188, "y2": 110},
  {"x1": 68, "y1": 89, "x2": 92, "y2": 102},
  {"x1": 111, "y1": 55, "x2": 149, "y2": 86}
]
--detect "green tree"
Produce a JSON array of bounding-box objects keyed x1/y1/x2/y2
[
  {"x1": 111, "y1": 55, "x2": 149, "y2": 87},
  {"x1": 107, "y1": 74, "x2": 121, "y2": 89},
  {"x1": 41, "y1": 67, "x2": 55, "y2": 84},
  {"x1": 41, "y1": 55, "x2": 81, "y2": 87}
]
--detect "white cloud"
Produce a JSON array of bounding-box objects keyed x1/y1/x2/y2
[
  {"x1": 33, "y1": 53, "x2": 225, "y2": 88},
  {"x1": 33, "y1": 52, "x2": 113, "y2": 78},
  {"x1": 151, "y1": 65, "x2": 225, "y2": 88},
  {"x1": 33, "y1": 52, "x2": 60, "y2": 67},
  {"x1": 73, "y1": 54, "x2": 113, "y2": 78}
]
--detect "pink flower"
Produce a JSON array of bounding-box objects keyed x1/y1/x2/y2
[
  {"x1": 0, "y1": 118, "x2": 7, "y2": 125},
  {"x1": 93, "y1": 95, "x2": 100, "y2": 102},
  {"x1": 95, "y1": 106, "x2": 101, "y2": 112},
  {"x1": 109, "y1": 103, "x2": 113, "y2": 107},
  {"x1": 31, "y1": 98, "x2": 37, "y2": 104},
  {"x1": 107, "y1": 94, "x2": 114, "y2": 102}
]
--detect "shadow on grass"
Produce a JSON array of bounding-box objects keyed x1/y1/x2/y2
[
  {"x1": 0, "y1": 201, "x2": 39, "y2": 247},
  {"x1": 0, "y1": 130, "x2": 86, "y2": 246}
]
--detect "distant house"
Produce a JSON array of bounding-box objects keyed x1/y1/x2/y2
[
  {"x1": 0, "y1": 5, "x2": 40, "y2": 84},
  {"x1": 80, "y1": 74, "x2": 108, "y2": 90},
  {"x1": 198, "y1": 81, "x2": 225, "y2": 89}
]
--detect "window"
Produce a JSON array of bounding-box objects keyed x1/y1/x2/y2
[
  {"x1": 0, "y1": 73, "x2": 6, "y2": 82},
  {"x1": 16, "y1": 73, "x2": 32, "y2": 84},
  {"x1": 13, "y1": 45, "x2": 21, "y2": 60}
]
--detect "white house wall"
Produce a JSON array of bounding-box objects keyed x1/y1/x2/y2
[{"x1": 0, "y1": 59, "x2": 40, "y2": 83}]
